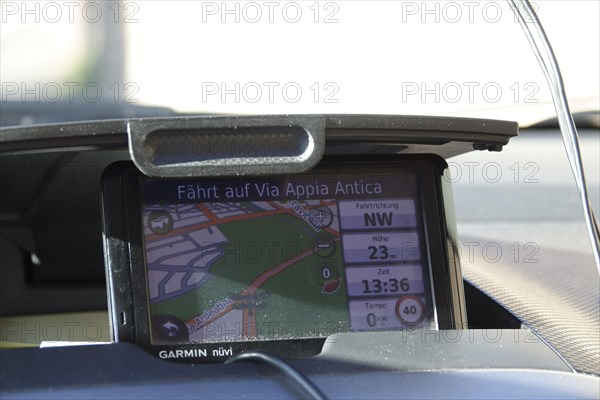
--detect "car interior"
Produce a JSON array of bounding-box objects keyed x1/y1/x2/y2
[{"x1": 1, "y1": 1, "x2": 599, "y2": 399}]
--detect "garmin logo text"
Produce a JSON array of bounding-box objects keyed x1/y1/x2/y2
[{"x1": 158, "y1": 348, "x2": 207, "y2": 359}]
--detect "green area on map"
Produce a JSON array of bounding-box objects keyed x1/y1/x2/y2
[{"x1": 151, "y1": 211, "x2": 350, "y2": 340}]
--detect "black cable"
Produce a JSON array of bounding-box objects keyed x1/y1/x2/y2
[{"x1": 225, "y1": 351, "x2": 328, "y2": 400}]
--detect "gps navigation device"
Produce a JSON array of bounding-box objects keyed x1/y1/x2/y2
[
  {"x1": 104, "y1": 157, "x2": 460, "y2": 362},
  {"x1": 101, "y1": 114, "x2": 517, "y2": 363}
]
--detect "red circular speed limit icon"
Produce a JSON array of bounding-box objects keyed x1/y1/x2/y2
[{"x1": 395, "y1": 296, "x2": 425, "y2": 325}]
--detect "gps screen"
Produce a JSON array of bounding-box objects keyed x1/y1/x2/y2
[{"x1": 141, "y1": 171, "x2": 436, "y2": 344}]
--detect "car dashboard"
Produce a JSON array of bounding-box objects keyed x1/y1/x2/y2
[{"x1": 0, "y1": 114, "x2": 598, "y2": 399}]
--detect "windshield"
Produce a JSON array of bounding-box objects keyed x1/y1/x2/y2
[{"x1": 1, "y1": 0, "x2": 599, "y2": 127}]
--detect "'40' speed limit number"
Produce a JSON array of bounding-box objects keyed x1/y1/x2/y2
[{"x1": 395, "y1": 296, "x2": 425, "y2": 324}]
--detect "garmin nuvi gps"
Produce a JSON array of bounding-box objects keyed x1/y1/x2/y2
[
  {"x1": 101, "y1": 115, "x2": 517, "y2": 363},
  {"x1": 103, "y1": 157, "x2": 459, "y2": 362}
]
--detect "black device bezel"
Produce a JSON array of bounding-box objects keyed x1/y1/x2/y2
[{"x1": 101, "y1": 155, "x2": 462, "y2": 363}]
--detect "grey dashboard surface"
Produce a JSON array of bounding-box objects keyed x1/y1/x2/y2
[
  {"x1": 3, "y1": 370, "x2": 598, "y2": 400},
  {"x1": 451, "y1": 129, "x2": 600, "y2": 374},
  {"x1": 1, "y1": 120, "x2": 598, "y2": 398},
  {"x1": 3, "y1": 331, "x2": 599, "y2": 399}
]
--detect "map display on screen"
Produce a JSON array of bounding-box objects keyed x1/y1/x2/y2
[{"x1": 141, "y1": 172, "x2": 435, "y2": 344}]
